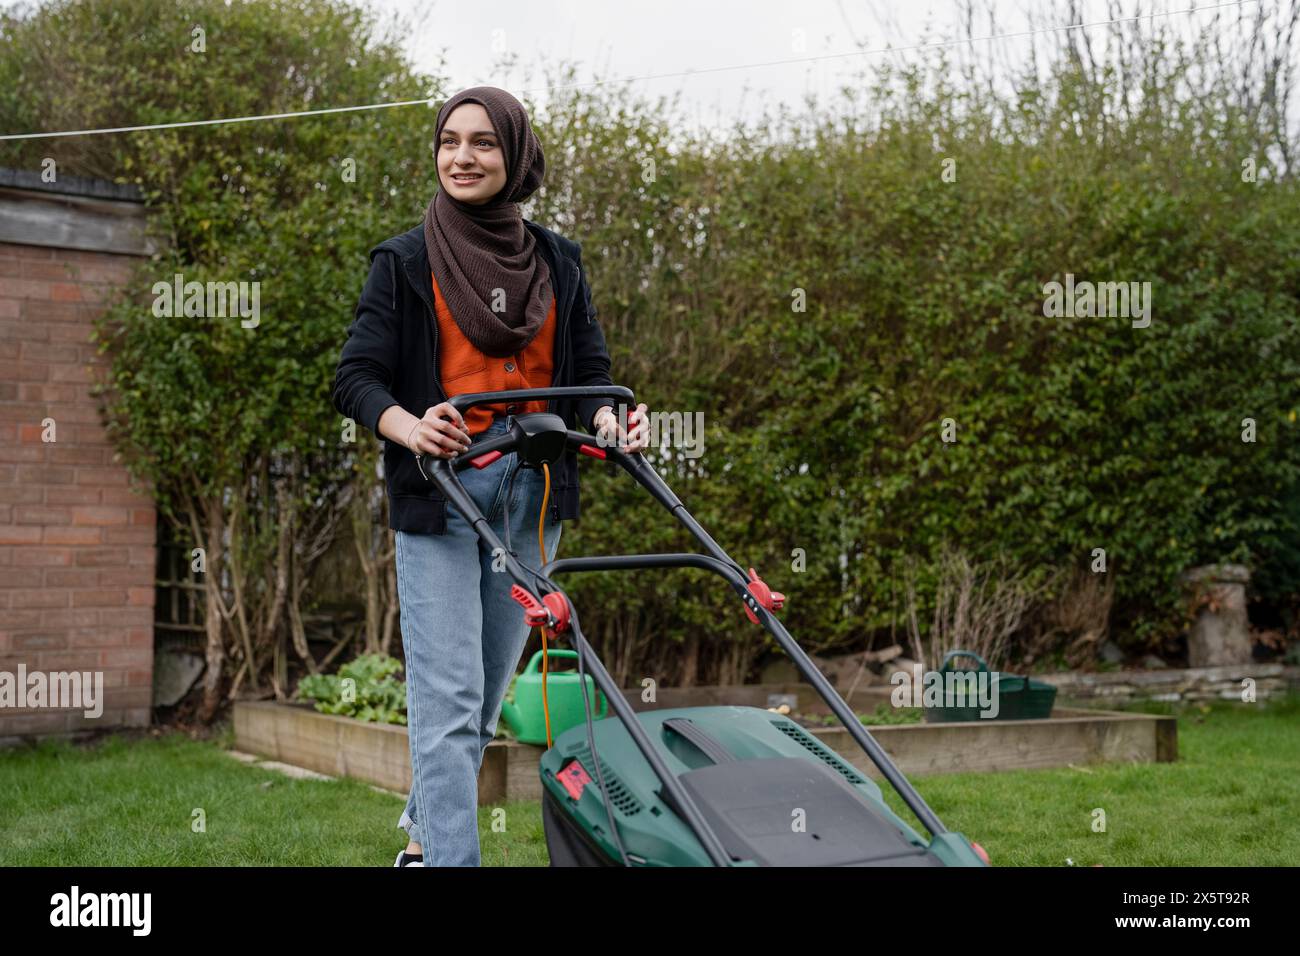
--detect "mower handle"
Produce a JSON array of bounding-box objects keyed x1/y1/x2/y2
[
  {"x1": 414, "y1": 387, "x2": 747, "y2": 582},
  {"x1": 445, "y1": 385, "x2": 636, "y2": 420},
  {"x1": 414, "y1": 385, "x2": 638, "y2": 476},
  {"x1": 414, "y1": 386, "x2": 644, "y2": 480}
]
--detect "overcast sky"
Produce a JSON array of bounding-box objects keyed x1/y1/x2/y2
[{"x1": 373, "y1": 0, "x2": 1246, "y2": 134}]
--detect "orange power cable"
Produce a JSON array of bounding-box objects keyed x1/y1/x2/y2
[{"x1": 538, "y1": 462, "x2": 553, "y2": 748}]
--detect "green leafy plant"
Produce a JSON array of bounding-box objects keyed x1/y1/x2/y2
[
  {"x1": 857, "y1": 704, "x2": 924, "y2": 726},
  {"x1": 296, "y1": 654, "x2": 407, "y2": 725},
  {"x1": 802, "y1": 704, "x2": 922, "y2": 726}
]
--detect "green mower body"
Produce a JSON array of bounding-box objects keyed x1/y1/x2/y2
[{"x1": 539, "y1": 705, "x2": 987, "y2": 867}]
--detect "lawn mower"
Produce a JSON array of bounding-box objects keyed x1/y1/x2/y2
[{"x1": 418, "y1": 385, "x2": 989, "y2": 867}]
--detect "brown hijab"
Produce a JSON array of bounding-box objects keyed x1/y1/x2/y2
[{"x1": 423, "y1": 86, "x2": 552, "y2": 357}]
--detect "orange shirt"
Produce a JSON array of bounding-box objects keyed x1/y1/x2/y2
[{"x1": 432, "y1": 271, "x2": 557, "y2": 435}]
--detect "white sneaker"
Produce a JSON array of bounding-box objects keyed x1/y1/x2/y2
[{"x1": 393, "y1": 849, "x2": 424, "y2": 867}]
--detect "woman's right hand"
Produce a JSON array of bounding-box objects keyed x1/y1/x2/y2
[{"x1": 407, "y1": 402, "x2": 472, "y2": 458}]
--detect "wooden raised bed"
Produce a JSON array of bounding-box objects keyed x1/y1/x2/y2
[
  {"x1": 234, "y1": 699, "x2": 1176, "y2": 804},
  {"x1": 234, "y1": 700, "x2": 504, "y2": 804},
  {"x1": 813, "y1": 706, "x2": 1176, "y2": 779}
]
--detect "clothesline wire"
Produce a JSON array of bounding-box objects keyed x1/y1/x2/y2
[{"x1": 0, "y1": 0, "x2": 1259, "y2": 141}]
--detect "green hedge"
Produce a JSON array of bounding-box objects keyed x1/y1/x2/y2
[{"x1": 4, "y1": 1, "x2": 1295, "y2": 689}]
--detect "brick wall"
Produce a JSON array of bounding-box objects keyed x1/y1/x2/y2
[{"x1": 0, "y1": 173, "x2": 159, "y2": 742}]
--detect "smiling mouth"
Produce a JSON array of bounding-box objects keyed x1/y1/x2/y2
[{"x1": 451, "y1": 174, "x2": 483, "y2": 183}]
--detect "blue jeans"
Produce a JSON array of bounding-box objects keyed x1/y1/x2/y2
[{"x1": 394, "y1": 415, "x2": 563, "y2": 866}]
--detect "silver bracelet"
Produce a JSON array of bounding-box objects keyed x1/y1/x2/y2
[{"x1": 405, "y1": 419, "x2": 422, "y2": 453}]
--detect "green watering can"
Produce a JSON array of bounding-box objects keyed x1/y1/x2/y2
[{"x1": 499, "y1": 649, "x2": 607, "y2": 745}]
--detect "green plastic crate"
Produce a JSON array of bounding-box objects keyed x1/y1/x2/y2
[{"x1": 923, "y1": 650, "x2": 1057, "y2": 722}]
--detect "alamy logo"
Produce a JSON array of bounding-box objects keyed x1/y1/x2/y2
[
  {"x1": 1042, "y1": 273, "x2": 1152, "y2": 328},
  {"x1": 598, "y1": 405, "x2": 706, "y2": 458},
  {"x1": 152, "y1": 272, "x2": 260, "y2": 328},
  {"x1": 49, "y1": 886, "x2": 151, "y2": 936},
  {"x1": 889, "y1": 663, "x2": 1000, "y2": 718},
  {"x1": 0, "y1": 664, "x2": 103, "y2": 718}
]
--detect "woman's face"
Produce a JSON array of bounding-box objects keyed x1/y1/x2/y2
[{"x1": 436, "y1": 103, "x2": 508, "y2": 204}]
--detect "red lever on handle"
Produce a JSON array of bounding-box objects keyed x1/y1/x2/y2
[
  {"x1": 744, "y1": 567, "x2": 786, "y2": 624},
  {"x1": 510, "y1": 585, "x2": 547, "y2": 625},
  {"x1": 509, "y1": 585, "x2": 571, "y2": 633}
]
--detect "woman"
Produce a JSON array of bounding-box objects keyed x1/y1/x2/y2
[{"x1": 331, "y1": 86, "x2": 649, "y2": 867}]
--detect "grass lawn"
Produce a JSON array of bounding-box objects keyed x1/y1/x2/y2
[
  {"x1": 1, "y1": 694, "x2": 1296, "y2": 866},
  {"x1": 881, "y1": 694, "x2": 1300, "y2": 866}
]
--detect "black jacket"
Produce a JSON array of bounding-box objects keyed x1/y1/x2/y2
[{"x1": 331, "y1": 219, "x2": 614, "y2": 533}]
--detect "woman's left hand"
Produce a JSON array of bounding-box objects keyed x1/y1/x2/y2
[{"x1": 594, "y1": 402, "x2": 650, "y2": 453}]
